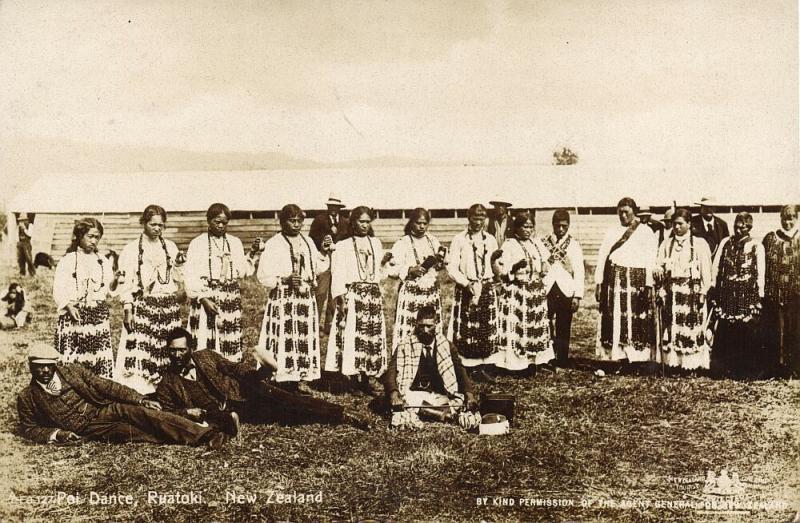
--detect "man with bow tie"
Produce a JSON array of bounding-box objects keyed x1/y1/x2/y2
[
  {"x1": 385, "y1": 306, "x2": 478, "y2": 425},
  {"x1": 309, "y1": 193, "x2": 350, "y2": 334},
  {"x1": 156, "y1": 328, "x2": 370, "y2": 430},
  {"x1": 17, "y1": 344, "x2": 229, "y2": 448}
]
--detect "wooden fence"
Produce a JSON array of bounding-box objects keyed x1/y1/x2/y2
[{"x1": 37, "y1": 210, "x2": 782, "y2": 268}]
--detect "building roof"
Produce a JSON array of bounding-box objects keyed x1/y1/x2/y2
[{"x1": 9, "y1": 165, "x2": 798, "y2": 213}]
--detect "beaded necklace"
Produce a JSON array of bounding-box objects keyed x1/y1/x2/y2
[
  {"x1": 73, "y1": 250, "x2": 105, "y2": 301},
  {"x1": 207, "y1": 233, "x2": 233, "y2": 281},
  {"x1": 352, "y1": 236, "x2": 376, "y2": 281},
  {"x1": 282, "y1": 233, "x2": 316, "y2": 281},
  {"x1": 468, "y1": 231, "x2": 488, "y2": 279},
  {"x1": 408, "y1": 233, "x2": 436, "y2": 265},
  {"x1": 668, "y1": 233, "x2": 695, "y2": 279},
  {"x1": 137, "y1": 234, "x2": 172, "y2": 292}
]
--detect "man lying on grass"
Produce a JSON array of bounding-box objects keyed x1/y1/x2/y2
[
  {"x1": 385, "y1": 306, "x2": 479, "y2": 429},
  {"x1": 156, "y1": 328, "x2": 371, "y2": 431},
  {"x1": 17, "y1": 343, "x2": 231, "y2": 449}
]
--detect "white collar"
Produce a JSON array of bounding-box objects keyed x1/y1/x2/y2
[{"x1": 37, "y1": 372, "x2": 63, "y2": 395}]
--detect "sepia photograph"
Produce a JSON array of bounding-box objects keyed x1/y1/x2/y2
[{"x1": 0, "y1": 1, "x2": 798, "y2": 521}]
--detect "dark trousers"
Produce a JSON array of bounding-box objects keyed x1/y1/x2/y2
[
  {"x1": 547, "y1": 285, "x2": 574, "y2": 365},
  {"x1": 712, "y1": 319, "x2": 763, "y2": 379},
  {"x1": 763, "y1": 299, "x2": 800, "y2": 376},
  {"x1": 17, "y1": 240, "x2": 35, "y2": 276},
  {"x1": 315, "y1": 270, "x2": 335, "y2": 333},
  {"x1": 242, "y1": 379, "x2": 344, "y2": 426},
  {"x1": 80, "y1": 403, "x2": 213, "y2": 445}
]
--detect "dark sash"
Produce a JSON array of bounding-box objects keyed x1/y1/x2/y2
[{"x1": 599, "y1": 221, "x2": 640, "y2": 310}]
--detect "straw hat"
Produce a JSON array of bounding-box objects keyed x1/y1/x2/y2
[
  {"x1": 325, "y1": 193, "x2": 346, "y2": 207},
  {"x1": 694, "y1": 196, "x2": 716, "y2": 206},
  {"x1": 488, "y1": 196, "x2": 512, "y2": 207}
]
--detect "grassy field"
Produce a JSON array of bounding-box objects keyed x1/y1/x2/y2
[{"x1": 0, "y1": 261, "x2": 798, "y2": 522}]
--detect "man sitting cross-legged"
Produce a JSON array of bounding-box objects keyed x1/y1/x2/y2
[
  {"x1": 17, "y1": 343, "x2": 229, "y2": 448},
  {"x1": 385, "y1": 306, "x2": 478, "y2": 426},
  {"x1": 156, "y1": 328, "x2": 370, "y2": 431}
]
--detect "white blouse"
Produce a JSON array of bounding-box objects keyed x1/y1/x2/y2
[
  {"x1": 388, "y1": 234, "x2": 443, "y2": 283},
  {"x1": 257, "y1": 233, "x2": 328, "y2": 290},
  {"x1": 656, "y1": 234, "x2": 713, "y2": 294},
  {"x1": 594, "y1": 223, "x2": 658, "y2": 286},
  {"x1": 184, "y1": 233, "x2": 248, "y2": 299},
  {"x1": 330, "y1": 236, "x2": 386, "y2": 298},
  {"x1": 53, "y1": 251, "x2": 114, "y2": 312},
  {"x1": 447, "y1": 230, "x2": 499, "y2": 287},
  {"x1": 117, "y1": 236, "x2": 182, "y2": 304},
  {"x1": 498, "y1": 237, "x2": 550, "y2": 281}
]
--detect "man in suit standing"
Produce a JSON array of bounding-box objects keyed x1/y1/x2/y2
[
  {"x1": 486, "y1": 197, "x2": 512, "y2": 247},
  {"x1": 691, "y1": 197, "x2": 730, "y2": 256},
  {"x1": 156, "y1": 328, "x2": 370, "y2": 430},
  {"x1": 17, "y1": 344, "x2": 229, "y2": 448},
  {"x1": 309, "y1": 193, "x2": 349, "y2": 334}
]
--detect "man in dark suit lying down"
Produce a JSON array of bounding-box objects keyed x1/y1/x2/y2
[{"x1": 156, "y1": 328, "x2": 370, "y2": 431}]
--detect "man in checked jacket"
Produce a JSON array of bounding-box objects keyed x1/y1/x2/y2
[{"x1": 385, "y1": 306, "x2": 478, "y2": 424}]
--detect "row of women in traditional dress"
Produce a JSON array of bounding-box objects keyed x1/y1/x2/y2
[
  {"x1": 50, "y1": 199, "x2": 797, "y2": 394},
  {"x1": 50, "y1": 201, "x2": 569, "y2": 395},
  {"x1": 596, "y1": 199, "x2": 799, "y2": 378}
]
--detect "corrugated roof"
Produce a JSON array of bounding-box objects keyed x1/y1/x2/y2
[{"x1": 9, "y1": 165, "x2": 798, "y2": 213}]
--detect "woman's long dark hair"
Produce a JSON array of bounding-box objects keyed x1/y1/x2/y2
[
  {"x1": 66, "y1": 218, "x2": 104, "y2": 254},
  {"x1": 343, "y1": 206, "x2": 376, "y2": 239},
  {"x1": 404, "y1": 208, "x2": 431, "y2": 236}
]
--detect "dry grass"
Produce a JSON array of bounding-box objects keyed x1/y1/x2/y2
[{"x1": 0, "y1": 265, "x2": 798, "y2": 522}]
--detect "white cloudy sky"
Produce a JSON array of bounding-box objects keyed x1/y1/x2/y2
[{"x1": 0, "y1": 0, "x2": 797, "y2": 200}]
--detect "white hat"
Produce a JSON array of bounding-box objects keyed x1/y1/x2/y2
[
  {"x1": 28, "y1": 343, "x2": 61, "y2": 364},
  {"x1": 325, "y1": 193, "x2": 345, "y2": 207},
  {"x1": 636, "y1": 206, "x2": 653, "y2": 216},
  {"x1": 488, "y1": 196, "x2": 512, "y2": 207},
  {"x1": 478, "y1": 413, "x2": 510, "y2": 436},
  {"x1": 694, "y1": 196, "x2": 716, "y2": 206},
  {"x1": 18, "y1": 213, "x2": 30, "y2": 222}
]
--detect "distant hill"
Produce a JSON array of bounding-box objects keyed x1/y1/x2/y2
[{"x1": 0, "y1": 137, "x2": 459, "y2": 209}]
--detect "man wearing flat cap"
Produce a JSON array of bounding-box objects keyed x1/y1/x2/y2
[
  {"x1": 487, "y1": 197, "x2": 512, "y2": 247},
  {"x1": 309, "y1": 193, "x2": 350, "y2": 334},
  {"x1": 17, "y1": 343, "x2": 230, "y2": 448},
  {"x1": 691, "y1": 197, "x2": 730, "y2": 256}
]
